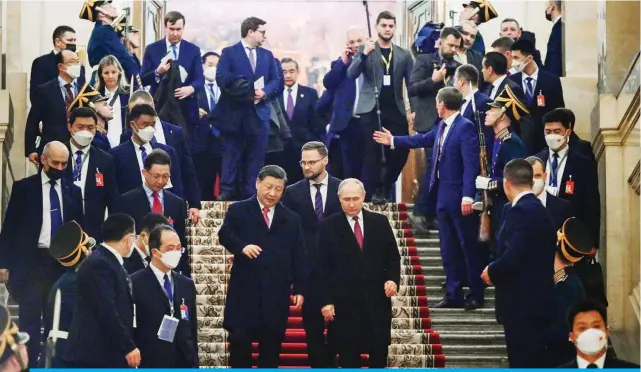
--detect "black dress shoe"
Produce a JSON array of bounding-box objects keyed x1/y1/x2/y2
[
  {"x1": 217, "y1": 193, "x2": 235, "y2": 201},
  {"x1": 409, "y1": 213, "x2": 430, "y2": 232},
  {"x1": 431, "y1": 299, "x2": 465, "y2": 308},
  {"x1": 464, "y1": 299, "x2": 484, "y2": 310},
  {"x1": 441, "y1": 280, "x2": 469, "y2": 289}
]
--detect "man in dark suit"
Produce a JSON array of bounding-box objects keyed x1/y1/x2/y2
[
  {"x1": 526, "y1": 156, "x2": 573, "y2": 231},
  {"x1": 455, "y1": 21, "x2": 484, "y2": 76},
  {"x1": 278, "y1": 57, "x2": 322, "y2": 183},
  {"x1": 490, "y1": 37, "x2": 516, "y2": 75},
  {"x1": 348, "y1": 11, "x2": 415, "y2": 203},
  {"x1": 374, "y1": 87, "x2": 483, "y2": 309},
  {"x1": 454, "y1": 64, "x2": 493, "y2": 148},
  {"x1": 560, "y1": 298, "x2": 640, "y2": 368},
  {"x1": 459, "y1": 0, "x2": 499, "y2": 55},
  {"x1": 118, "y1": 149, "x2": 189, "y2": 276},
  {"x1": 64, "y1": 213, "x2": 141, "y2": 368},
  {"x1": 544, "y1": 0, "x2": 564, "y2": 77},
  {"x1": 498, "y1": 18, "x2": 544, "y2": 68},
  {"x1": 562, "y1": 108, "x2": 596, "y2": 164},
  {"x1": 124, "y1": 213, "x2": 169, "y2": 274},
  {"x1": 26, "y1": 49, "x2": 83, "y2": 166},
  {"x1": 63, "y1": 107, "x2": 119, "y2": 242},
  {"x1": 510, "y1": 39, "x2": 565, "y2": 154},
  {"x1": 281, "y1": 141, "x2": 341, "y2": 368},
  {"x1": 318, "y1": 178, "x2": 400, "y2": 367},
  {"x1": 141, "y1": 11, "x2": 204, "y2": 131},
  {"x1": 132, "y1": 225, "x2": 198, "y2": 368},
  {"x1": 29, "y1": 25, "x2": 86, "y2": 103},
  {"x1": 215, "y1": 17, "x2": 282, "y2": 200},
  {"x1": 0, "y1": 141, "x2": 84, "y2": 367},
  {"x1": 534, "y1": 109, "x2": 600, "y2": 248},
  {"x1": 219, "y1": 165, "x2": 306, "y2": 368},
  {"x1": 481, "y1": 159, "x2": 556, "y2": 368}
]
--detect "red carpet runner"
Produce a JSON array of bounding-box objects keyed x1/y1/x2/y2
[{"x1": 190, "y1": 202, "x2": 446, "y2": 367}]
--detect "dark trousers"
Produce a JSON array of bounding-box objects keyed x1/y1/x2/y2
[
  {"x1": 338, "y1": 344, "x2": 388, "y2": 368},
  {"x1": 193, "y1": 151, "x2": 222, "y2": 201},
  {"x1": 327, "y1": 135, "x2": 344, "y2": 179},
  {"x1": 361, "y1": 109, "x2": 409, "y2": 197},
  {"x1": 228, "y1": 327, "x2": 285, "y2": 368},
  {"x1": 339, "y1": 117, "x2": 366, "y2": 180},
  {"x1": 414, "y1": 146, "x2": 435, "y2": 218},
  {"x1": 302, "y1": 298, "x2": 334, "y2": 368},
  {"x1": 503, "y1": 319, "x2": 547, "y2": 367},
  {"x1": 437, "y1": 201, "x2": 484, "y2": 303},
  {"x1": 220, "y1": 114, "x2": 269, "y2": 199}
]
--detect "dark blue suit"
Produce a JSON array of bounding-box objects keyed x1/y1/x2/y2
[
  {"x1": 131, "y1": 267, "x2": 198, "y2": 368},
  {"x1": 118, "y1": 186, "x2": 189, "y2": 276},
  {"x1": 545, "y1": 20, "x2": 563, "y2": 77},
  {"x1": 119, "y1": 122, "x2": 201, "y2": 209},
  {"x1": 0, "y1": 173, "x2": 83, "y2": 367},
  {"x1": 215, "y1": 41, "x2": 282, "y2": 198},
  {"x1": 219, "y1": 196, "x2": 306, "y2": 367},
  {"x1": 461, "y1": 90, "x2": 494, "y2": 150},
  {"x1": 25, "y1": 78, "x2": 73, "y2": 156},
  {"x1": 394, "y1": 114, "x2": 483, "y2": 303},
  {"x1": 63, "y1": 143, "x2": 120, "y2": 242},
  {"x1": 63, "y1": 245, "x2": 135, "y2": 368},
  {"x1": 471, "y1": 31, "x2": 485, "y2": 55},
  {"x1": 88, "y1": 22, "x2": 140, "y2": 81},
  {"x1": 29, "y1": 51, "x2": 85, "y2": 103},
  {"x1": 545, "y1": 191, "x2": 573, "y2": 231},
  {"x1": 488, "y1": 193, "x2": 556, "y2": 367},
  {"x1": 193, "y1": 85, "x2": 223, "y2": 200},
  {"x1": 44, "y1": 270, "x2": 78, "y2": 368},
  {"x1": 281, "y1": 175, "x2": 341, "y2": 367}
]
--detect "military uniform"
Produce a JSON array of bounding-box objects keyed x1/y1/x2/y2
[{"x1": 0, "y1": 304, "x2": 29, "y2": 370}]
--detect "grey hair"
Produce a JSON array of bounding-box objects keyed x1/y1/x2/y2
[
  {"x1": 129, "y1": 90, "x2": 154, "y2": 105},
  {"x1": 42, "y1": 141, "x2": 69, "y2": 159},
  {"x1": 280, "y1": 57, "x2": 299, "y2": 71},
  {"x1": 459, "y1": 20, "x2": 477, "y2": 30},
  {"x1": 338, "y1": 178, "x2": 366, "y2": 194},
  {"x1": 525, "y1": 156, "x2": 545, "y2": 170},
  {"x1": 346, "y1": 26, "x2": 365, "y2": 39}
]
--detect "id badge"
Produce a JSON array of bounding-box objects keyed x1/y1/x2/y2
[
  {"x1": 180, "y1": 303, "x2": 189, "y2": 320},
  {"x1": 383, "y1": 74, "x2": 391, "y2": 86},
  {"x1": 157, "y1": 314, "x2": 179, "y2": 343},
  {"x1": 537, "y1": 94, "x2": 546, "y2": 107},
  {"x1": 168, "y1": 217, "x2": 174, "y2": 227},
  {"x1": 95, "y1": 173, "x2": 104, "y2": 187},
  {"x1": 565, "y1": 179, "x2": 575, "y2": 195}
]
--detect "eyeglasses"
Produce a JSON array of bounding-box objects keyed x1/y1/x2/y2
[
  {"x1": 164, "y1": 246, "x2": 186, "y2": 253},
  {"x1": 256, "y1": 30, "x2": 266, "y2": 36},
  {"x1": 299, "y1": 157, "x2": 326, "y2": 168}
]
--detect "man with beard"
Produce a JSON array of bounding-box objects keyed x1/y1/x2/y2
[
  {"x1": 459, "y1": 0, "x2": 499, "y2": 55},
  {"x1": 347, "y1": 11, "x2": 415, "y2": 204},
  {"x1": 281, "y1": 141, "x2": 342, "y2": 367},
  {"x1": 454, "y1": 21, "x2": 483, "y2": 76}
]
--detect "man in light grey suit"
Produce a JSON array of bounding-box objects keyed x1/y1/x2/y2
[{"x1": 347, "y1": 10, "x2": 415, "y2": 204}]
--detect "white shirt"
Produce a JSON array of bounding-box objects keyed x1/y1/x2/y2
[
  {"x1": 204, "y1": 81, "x2": 220, "y2": 111},
  {"x1": 508, "y1": 67, "x2": 518, "y2": 75},
  {"x1": 554, "y1": 16, "x2": 563, "y2": 24},
  {"x1": 38, "y1": 172, "x2": 64, "y2": 248},
  {"x1": 70, "y1": 142, "x2": 91, "y2": 200},
  {"x1": 258, "y1": 199, "x2": 275, "y2": 228},
  {"x1": 537, "y1": 189, "x2": 548, "y2": 207},
  {"x1": 150, "y1": 261, "x2": 174, "y2": 305},
  {"x1": 460, "y1": 89, "x2": 478, "y2": 115},
  {"x1": 490, "y1": 75, "x2": 507, "y2": 99},
  {"x1": 346, "y1": 210, "x2": 364, "y2": 236},
  {"x1": 102, "y1": 242, "x2": 124, "y2": 265},
  {"x1": 143, "y1": 183, "x2": 164, "y2": 213},
  {"x1": 133, "y1": 140, "x2": 153, "y2": 185},
  {"x1": 135, "y1": 246, "x2": 149, "y2": 268},
  {"x1": 166, "y1": 39, "x2": 182, "y2": 60},
  {"x1": 283, "y1": 83, "x2": 299, "y2": 108},
  {"x1": 521, "y1": 66, "x2": 539, "y2": 96},
  {"x1": 546, "y1": 144, "x2": 570, "y2": 188},
  {"x1": 309, "y1": 173, "x2": 329, "y2": 212},
  {"x1": 439, "y1": 112, "x2": 458, "y2": 154},
  {"x1": 105, "y1": 88, "x2": 123, "y2": 148},
  {"x1": 58, "y1": 76, "x2": 78, "y2": 101},
  {"x1": 577, "y1": 353, "x2": 606, "y2": 369},
  {"x1": 153, "y1": 118, "x2": 167, "y2": 145},
  {"x1": 512, "y1": 190, "x2": 534, "y2": 206}
]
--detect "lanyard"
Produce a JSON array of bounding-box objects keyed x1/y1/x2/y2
[
  {"x1": 108, "y1": 91, "x2": 119, "y2": 107},
  {"x1": 548, "y1": 150, "x2": 569, "y2": 187},
  {"x1": 380, "y1": 45, "x2": 393, "y2": 74}
]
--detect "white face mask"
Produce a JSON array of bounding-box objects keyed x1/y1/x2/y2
[
  {"x1": 204, "y1": 66, "x2": 217, "y2": 82},
  {"x1": 575, "y1": 328, "x2": 608, "y2": 356},
  {"x1": 66, "y1": 64, "x2": 82, "y2": 79},
  {"x1": 532, "y1": 178, "x2": 545, "y2": 196},
  {"x1": 545, "y1": 133, "x2": 566, "y2": 151},
  {"x1": 511, "y1": 59, "x2": 529, "y2": 73},
  {"x1": 72, "y1": 130, "x2": 94, "y2": 147},
  {"x1": 135, "y1": 126, "x2": 156, "y2": 143},
  {"x1": 159, "y1": 249, "x2": 182, "y2": 270}
]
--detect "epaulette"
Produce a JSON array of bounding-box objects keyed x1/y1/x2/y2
[
  {"x1": 554, "y1": 268, "x2": 568, "y2": 284},
  {"x1": 488, "y1": 179, "x2": 499, "y2": 191},
  {"x1": 496, "y1": 127, "x2": 512, "y2": 141}
]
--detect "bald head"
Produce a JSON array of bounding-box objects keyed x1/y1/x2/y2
[
  {"x1": 43, "y1": 141, "x2": 69, "y2": 159},
  {"x1": 41, "y1": 141, "x2": 70, "y2": 174},
  {"x1": 129, "y1": 90, "x2": 154, "y2": 110}
]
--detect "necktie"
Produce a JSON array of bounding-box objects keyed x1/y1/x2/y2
[
  {"x1": 525, "y1": 77, "x2": 534, "y2": 104},
  {"x1": 286, "y1": 88, "x2": 295, "y2": 119},
  {"x1": 262, "y1": 207, "x2": 270, "y2": 227},
  {"x1": 171, "y1": 44, "x2": 178, "y2": 60},
  {"x1": 550, "y1": 152, "x2": 560, "y2": 186},
  {"x1": 49, "y1": 179, "x2": 63, "y2": 238},
  {"x1": 152, "y1": 191, "x2": 163, "y2": 214},
  {"x1": 313, "y1": 184, "x2": 323, "y2": 218},
  {"x1": 64, "y1": 83, "x2": 74, "y2": 107},
  {"x1": 163, "y1": 274, "x2": 173, "y2": 303},
  {"x1": 73, "y1": 150, "x2": 83, "y2": 181},
  {"x1": 139, "y1": 145, "x2": 147, "y2": 164},
  {"x1": 353, "y1": 216, "x2": 363, "y2": 249},
  {"x1": 246, "y1": 47, "x2": 256, "y2": 72},
  {"x1": 587, "y1": 364, "x2": 599, "y2": 369},
  {"x1": 121, "y1": 265, "x2": 133, "y2": 296},
  {"x1": 431, "y1": 120, "x2": 447, "y2": 181},
  {"x1": 207, "y1": 83, "x2": 216, "y2": 111}
]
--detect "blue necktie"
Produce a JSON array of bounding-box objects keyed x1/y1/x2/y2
[
  {"x1": 525, "y1": 77, "x2": 534, "y2": 104},
  {"x1": 163, "y1": 274, "x2": 173, "y2": 303},
  {"x1": 550, "y1": 152, "x2": 559, "y2": 186},
  {"x1": 207, "y1": 83, "x2": 216, "y2": 111},
  {"x1": 73, "y1": 150, "x2": 83, "y2": 181},
  {"x1": 171, "y1": 44, "x2": 178, "y2": 60},
  {"x1": 49, "y1": 179, "x2": 63, "y2": 238},
  {"x1": 313, "y1": 184, "x2": 323, "y2": 218},
  {"x1": 139, "y1": 145, "x2": 147, "y2": 164},
  {"x1": 431, "y1": 120, "x2": 446, "y2": 181}
]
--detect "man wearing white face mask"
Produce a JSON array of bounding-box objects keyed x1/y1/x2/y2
[
  {"x1": 124, "y1": 213, "x2": 170, "y2": 274},
  {"x1": 131, "y1": 225, "x2": 199, "y2": 368},
  {"x1": 525, "y1": 156, "x2": 572, "y2": 231},
  {"x1": 560, "y1": 298, "x2": 639, "y2": 368}
]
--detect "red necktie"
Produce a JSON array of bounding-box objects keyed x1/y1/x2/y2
[
  {"x1": 152, "y1": 192, "x2": 162, "y2": 214},
  {"x1": 353, "y1": 216, "x2": 363, "y2": 249},
  {"x1": 262, "y1": 207, "x2": 270, "y2": 227}
]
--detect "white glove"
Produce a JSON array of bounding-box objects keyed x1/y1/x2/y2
[
  {"x1": 476, "y1": 176, "x2": 490, "y2": 190},
  {"x1": 472, "y1": 201, "x2": 484, "y2": 211}
]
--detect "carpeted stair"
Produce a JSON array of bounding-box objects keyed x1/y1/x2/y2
[{"x1": 189, "y1": 202, "x2": 508, "y2": 368}]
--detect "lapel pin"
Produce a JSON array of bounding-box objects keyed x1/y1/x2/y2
[{"x1": 300, "y1": 94, "x2": 304, "y2": 98}]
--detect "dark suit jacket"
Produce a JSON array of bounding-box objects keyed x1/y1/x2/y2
[
  {"x1": 545, "y1": 20, "x2": 563, "y2": 77},
  {"x1": 569, "y1": 132, "x2": 596, "y2": 164},
  {"x1": 535, "y1": 147, "x2": 601, "y2": 247},
  {"x1": 63, "y1": 144, "x2": 119, "y2": 242},
  {"x1": 123, "y1": 251, "x2": 149, "y2": 275},
  {"x1": 408, "y1": 52, "x2": 445, "y2": 133},
  {"x1": 279, "y1": 84, "x2": 322, "y2": 150},
  {"x1": 132, "y1": 266, "x2": 198, "y2": 368},
  {"x1": 509, "y1": 70, "x2": 565, "y2": 154},
  {"x1": 461, "y1": 90, "x2": 494, "y2": 150},
  {"x1": 64, "y1": 245, "x2": 135, "y2": 367},
  {"x1": 117, "y1": 186, "x2": 189, "y2": 275},
  {"x1": 489, "y1": 193, "x2": 556, "y2": 325},
  {"x1": 88, "y1": 22, "x2": 140, "y2": 80},
  {"x1": 545, "y1": 192, "x2": 573, "y2": 231},
  {"x1": 219, "y1": 196, "x2": 306, "y2": 332},
  {"x1": 25, "y1": 78, "x2": 72, "y2": 156},
  {"x1": 318, "y1": 209, "x2": 401, "y2": 349},
  {"x1": 322, "y1": 57, "x2": 356, "y2": 134},
  {"x1": 0, "y1": 174, "x2": 83, "y2": 301},
  {"x1": 194, "y1": 85, "x2": 223, "y2": 157},
  {"x1": 98, "y1": 87, "x2": 130, "y2": 131},
  {"x1": 29, "y1": 51, "x2": 86, "y2": 103},
  {"x1": 141, "y1": 38, "x2": 204, "y2": 98},
  {"x1": 559, "y1": 355, "x2": 640, "y2": 368}
]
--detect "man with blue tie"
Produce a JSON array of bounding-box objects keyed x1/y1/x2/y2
[
  {"x1": 141, "y1": 11, "x2": 204, "y2": 131},
  {"x1": 373, "y1": 87, "x2": 484, "y2": 309},
  {"x1": 0, "y1": 141, "x2": 84, "y2": 367},
  {"x1": 215, "y1": 17, "x2": 282, "y2": 200}
]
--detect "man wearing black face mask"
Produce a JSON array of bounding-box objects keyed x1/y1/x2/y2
[
  {"x1": 544, "y1": 0, "x2": 564, "y2": 77},
  {"x1": 0, "y1": 141, "x2": 84, "y2": 367},
  {"x1": 29, "y1": 26, "x2": 86, "y2": 103}
]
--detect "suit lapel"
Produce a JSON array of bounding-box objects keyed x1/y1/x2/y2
[
  {"x1": 145, "y1": 266, "x2": 172, "y2": 313},
  {"x1": 61, "y1": 178, "x2": 72, "y2": 221},
  {"x1": 440, "y1": 115, "x2": 458, "y2": 154},
  {"x1": 293, "y1": 87, "x2": 308, "y2": 120},
  {"x1": 236, "y1": 42, "x2": 254, "y2": 77},
  {"x1": 33, "y1": 176, "x2": 44, "y2": 228},
  {"x1": 300, "y1": 180, "x2": 315, "y2": 214},
  {"x1": 323, "y1": 177, "x2": 339, "y2": 216},
  {"x1": 85, "y1": 147, "x2": 99, "y2": 198},
  {"x1": 339, "y1": 212, "x2": 362, "y2": 253}
]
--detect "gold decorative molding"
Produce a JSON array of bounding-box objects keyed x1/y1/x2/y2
[
  {"x1": 629, "y1": 161, "x2": 641, "y2": 195},
  {"x1": 593, "y1": 88, "x2": 640, "y2": 161}
]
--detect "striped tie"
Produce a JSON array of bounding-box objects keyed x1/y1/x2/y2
[{"x1": 313, "y1": 184, "x2": 323, "y2": 218}]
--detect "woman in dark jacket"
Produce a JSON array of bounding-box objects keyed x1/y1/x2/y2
[{"x1": 94, "y1": 55, "x2": 130, "y2": 150}]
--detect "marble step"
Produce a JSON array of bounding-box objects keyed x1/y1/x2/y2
[
  {"x1": 197, "y1": 353, "x2": 444, "y2": 368},
  {"x1": 197, "y1": 316, "x2": 436, "y2": 331},
  {"x1": 442, "y1": 344, "x2": 506, "y2": 356},
  {"x1": 445, "y1": 355, "x2": 509, "y2": 368},
  {"x1": 197, "y1": 342, "x2": 445, "y2": 356},
  {"x1": 430, "y1": 318, "x2": 503, "y2": 332},
  {"x1": 438, "y1": 331, "x2": 505, "y2": 346}
]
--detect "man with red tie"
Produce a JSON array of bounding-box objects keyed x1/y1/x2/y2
[{"x1": 317, "y1": 178, "x2": 401, "y2": 368}]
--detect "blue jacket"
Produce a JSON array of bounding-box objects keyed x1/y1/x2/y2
[
  {"x1": 194, "y1": 85, "x2": 224, "y2": 158},
  {"x1": 141, "y1": 38, "x2": 204, "y2": 97},
  {"x1": 322, "y1": 57, "x2": 356, "y2": 134},
  {"x1": 88, "y1": 22, "x2": 140, "y2": 80},
  {"x1": 461, "y1": 90, "x2": 494, "y2": 150},
  {"x1": 29, "y1": 51, "x2": 86, "y2": 103},
  {"x1": 545, "y1": 20, "x2": 563, "y2": 77}
]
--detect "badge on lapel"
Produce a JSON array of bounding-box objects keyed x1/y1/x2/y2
[
  {"x1": 168, "y1": 217, "x2": 174, "y2": 227},
  {"x1": 95, "y1": 168, "x2": 104, "y2": 187},
  {"x1": 565, "y1": 175, "x2": 575, "y2": 195}
]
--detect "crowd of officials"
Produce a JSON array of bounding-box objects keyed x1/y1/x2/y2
[{"x1": 0, "y1": 0, "x2": 638, "y2": 369}]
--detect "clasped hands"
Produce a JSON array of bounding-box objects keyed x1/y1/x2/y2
[{"x1": 321, "y1": 281, "x2": 397, "y2": 323}]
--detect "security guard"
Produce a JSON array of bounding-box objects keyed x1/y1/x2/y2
[{"x1": 0, "y1": 304, "x2": 30, "y2": 372}]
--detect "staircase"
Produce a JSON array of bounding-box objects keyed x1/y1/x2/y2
[{"x1": 190, "y1": 201, "x2": 508, "y2": 368}]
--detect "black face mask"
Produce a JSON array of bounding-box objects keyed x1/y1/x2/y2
[
  {"x1": 44, "y1": 165, "x2": 64, "y2": 181},
  {"x1": 65, "y1": 43, "x2": 77, "y2": 52},
  {"x1": 545, "y1": 6, "x2": 553, "y2": 21}
]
